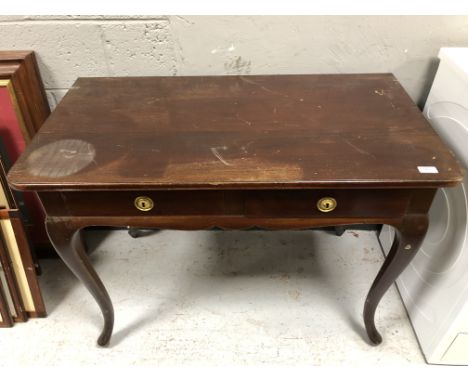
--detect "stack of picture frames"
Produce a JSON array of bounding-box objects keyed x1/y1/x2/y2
[{"x1": 0, "y1": 51, "x2": 50, "y2": 326}]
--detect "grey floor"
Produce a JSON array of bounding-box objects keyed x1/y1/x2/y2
[{"x1": 0, "y1": 228, "x2": 425, "y2": 365}]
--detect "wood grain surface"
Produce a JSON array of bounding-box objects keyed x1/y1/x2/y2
[{"x1": 8, "y1": 74, "x2": 463, "y2": 190}]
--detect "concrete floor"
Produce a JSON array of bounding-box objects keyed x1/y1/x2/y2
[{"x1": 0, "y1": 228, "x2": 425, "y2": 365}]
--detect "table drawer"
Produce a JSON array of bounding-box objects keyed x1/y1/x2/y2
[
  {"x1": 40, "y1": 190, "x2": 244, "y2": 217},
  {"x1": 39, "y1": 189, "x2": 413, "y2": 219},
  {"x1": 243, "y1": 189, "x2": 411, "y2": 218}
]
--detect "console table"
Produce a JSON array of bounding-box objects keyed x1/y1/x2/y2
[{"x1": 7, "y1": 74, "x2": 463, "y2": 347}]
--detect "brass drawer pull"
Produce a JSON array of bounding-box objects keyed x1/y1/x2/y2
[
  {"x1": 317, "y1": 197, "x2": 337, "y2": 212},
  {"x1": 134, "y1": 196, "x2": 154, "y2": 212}
]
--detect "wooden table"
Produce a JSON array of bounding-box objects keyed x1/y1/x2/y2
[{"x1": 7, "y1": 74, "x2": 463, "y2": 347}]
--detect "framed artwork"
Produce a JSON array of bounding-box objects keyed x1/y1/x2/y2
[
  {"x1": 0, "y1": 220, "x2": 27, "y2": 324},
  {"x1": 0, "y1": 78, "x2": 29, "y2": 162},
  {"x1": 0, "y1": 280, "x2": 14, "y2": 327},
  {"x1": 0, "y1": 51, "x2": 51, "y2": 257},
  {"x1": 0, "y1": 254, "x2": 14, "y2": 327},
  {"x1": 0, "y1": 155, "x2": 44, "y2": 321},
  {"x1": 0, "y1": 208, "x2": 45, "y2": 318}
]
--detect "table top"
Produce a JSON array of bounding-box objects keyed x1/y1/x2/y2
[{"x1": 7, "y1": 74, "x2": 463, "y2": 191}]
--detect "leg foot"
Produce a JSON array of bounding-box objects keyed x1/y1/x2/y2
[
  {"x1": 334, "y1": 226, "x2": 346, "y2": 236},
  {"x1": 128, "y1": 227, "x2": 141, "y2": 238},
  {"x1": 128, "y1": 227, "x2": 160, "y2": 238},
  {"x1": 363, "y1": 214, "x2": 428, "y2": 345},
  {"x1": 46, "y1": 218, "x2": 114, "y2": 346}
]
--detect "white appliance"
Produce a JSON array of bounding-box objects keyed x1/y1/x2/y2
[{"x1": 379, "y1": 47, "x2": 468, "y2": 365}]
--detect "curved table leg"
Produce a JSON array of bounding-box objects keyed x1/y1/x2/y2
[
  {"x1": 364, "y1": 214, "x2": 428, "y2": 345},
  {"x1": 45, "y1": 218, "x2": 114, "y2": 346}
]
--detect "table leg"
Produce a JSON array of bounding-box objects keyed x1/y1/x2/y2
[
  {"x1": 45, "y1": 218, "x2": 114, "y2": 346},
  {"x1": 334, "y1": 226, "x2": 346, "y2": 236},
  {"x1": 128, "y1": 227, "x2": 141, "y2": 238},
  {"x1": 363, "y1": 214, "x2": 428, "y2": 345}
]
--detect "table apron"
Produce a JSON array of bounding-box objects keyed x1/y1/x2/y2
[{"x1": 37, "y1": 189, "x2": 436, "y2": 225}]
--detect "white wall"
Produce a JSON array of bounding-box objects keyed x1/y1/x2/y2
[{"x1": 1, "y1": 15, "x2": 467, "y2": 109}]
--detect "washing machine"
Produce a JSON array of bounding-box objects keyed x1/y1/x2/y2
[{"x1": 379, "y1": 47, "x2": 468, "y2": 365}]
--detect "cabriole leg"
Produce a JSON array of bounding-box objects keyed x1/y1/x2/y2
[
  {"x1": 45, "y1": 218, "x2": 114, "y2": 346},
  {"x1": 363, "y1": 214, "x2": 428, "y2": 344}
]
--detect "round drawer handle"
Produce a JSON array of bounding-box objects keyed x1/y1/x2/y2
[
  {"x1": 317, "y1": 197, "x2": 337, "y2": 213},
  {"x1": 134, "y1": 196, "x2": 154, "y2": 212}
]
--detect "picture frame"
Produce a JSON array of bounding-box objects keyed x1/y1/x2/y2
[
  {"x1": 0, "y1": 51, "x2": 52, "y2": 258},
  {"x1": 0, "y1": 51, "x2": 49, "y2": 140},
  {"x1": 0, "y1": 278, "x2": 14, "y2": 327},
  {"x1": 0, "y1": 220, "x2": 27, "y2": 323},
  {"x1": 0, "y1": 208, "x2": 46, "y2": 318},
  {"x1": 0, "y1": 250, "x2": 14, "y2": 327}
]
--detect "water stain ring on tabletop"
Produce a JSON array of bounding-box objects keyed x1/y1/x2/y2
[{"x1": 27, "y1": 139, "x2": 96, "y2": 177}]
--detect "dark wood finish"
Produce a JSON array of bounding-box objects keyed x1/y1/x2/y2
[
  {"x1": 38, "y1": 189, "x2": 413, "y2": 218},
  {"x1": 0, "y1": 51, "x2": 50, "y2": 137},
  {"x1": 8, "y1": 74, "x2": 462, "y2": 191},
  {"x1": 7, "y1": 74, "x2": 463, "y2": 347},
  {"x1": 364, "y1": 214, "x2": 428, "y2": 344},
  {"x1": 45, "y1": 219, "x2": 113, "y2": 345}
]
